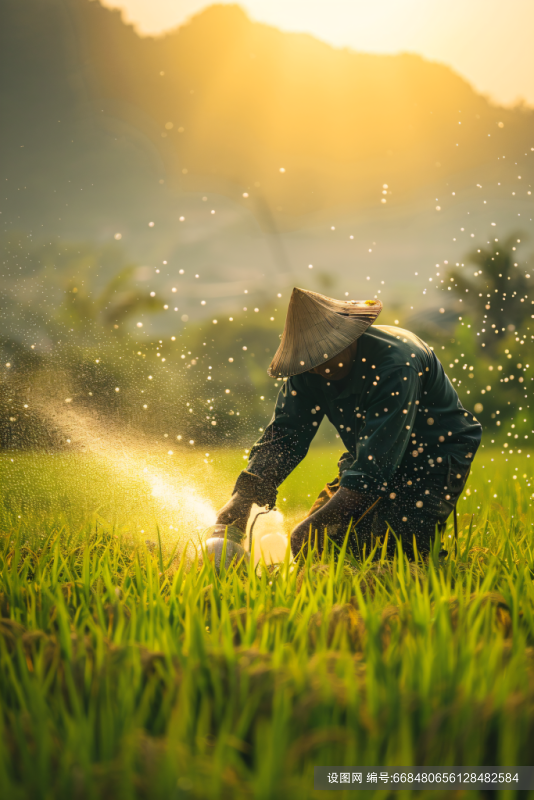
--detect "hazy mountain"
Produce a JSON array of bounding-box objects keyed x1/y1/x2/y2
[{"x1": 1, "y1": 0, "x2": 532, "y2": 319}]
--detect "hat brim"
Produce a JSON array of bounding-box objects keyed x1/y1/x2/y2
[{"x1": 267, "y1": 290, "x2": 382, "y2": 378}]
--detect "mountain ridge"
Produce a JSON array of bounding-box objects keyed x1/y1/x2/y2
[
  {"x1": 0, "y1": 0, "x2": 532, "y2": 323},
  {"x1": 1, "y1": 0, "x2": 532, "y2": 234}
]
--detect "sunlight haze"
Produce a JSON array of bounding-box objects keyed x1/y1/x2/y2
[{"x1": 101, "y1": 0, "x2": 534, "y2": 107}]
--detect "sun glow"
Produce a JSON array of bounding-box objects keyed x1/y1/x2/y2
[{"x1": 103, "y1": 0, "x2": 534, "y2": 106}]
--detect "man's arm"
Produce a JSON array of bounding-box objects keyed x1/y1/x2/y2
[{"x1": 232, "y1": 374, "x2": 325, "y2": 507}]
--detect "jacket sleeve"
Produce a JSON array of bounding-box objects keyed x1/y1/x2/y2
[
  {"x1": 234, "y1": 375, "x2": 325, "y2": 505},
  {"x1": 339, "y1": 366, "x2": 419, "y2": 495}
]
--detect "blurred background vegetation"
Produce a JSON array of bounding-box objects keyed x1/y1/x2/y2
[
  {"x1": 1, "y1": 229, "x2": 533, "y2": 452},
  {"x1": 0, "y1": 0, "x2": 532, "y2": 454}
]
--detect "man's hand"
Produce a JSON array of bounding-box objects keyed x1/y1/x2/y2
[
  {"x1": 290, "y1": 486, "x2": 369, "y2": 555},
  {"x1": 215, "y1": 493, "x2": 254, "y2": 532}
]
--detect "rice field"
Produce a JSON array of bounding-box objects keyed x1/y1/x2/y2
[{"x1": 0, "y1": 444, "x2": 533, "y2": 799}]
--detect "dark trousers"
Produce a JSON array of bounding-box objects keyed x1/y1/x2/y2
[{"x1": 307, "y1": 453, "x2": 472, "y2": 560}]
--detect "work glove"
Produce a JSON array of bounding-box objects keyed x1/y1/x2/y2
[
  {"x1": 215, "y1": 493, "x2": 255, "y2": 533},
  {"x1": 290, "y1": 486, "x2": 371, "y2": 556},
  {"x1": 232, "y1": 470, "x2": 277, "y2": 509},
  {"x1": 215, "y1": 470, "x2": 277, "y2": 533}
]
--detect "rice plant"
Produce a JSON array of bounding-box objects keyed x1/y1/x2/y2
[{"x1": 0, "y1": 448, "x2": 533, "y2": 799}]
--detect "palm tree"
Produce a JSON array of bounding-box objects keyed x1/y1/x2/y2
[
  {"x1": 60, "y1": 265, "x2": 162, "y2": 335},
  {"x1": 445, "y1": 233, "x2": 530, "y2": 351}
]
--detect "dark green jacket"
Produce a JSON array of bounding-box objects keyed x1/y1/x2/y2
[{"x1": 245, "y1": 325, "x2": 482, "y2": 499}]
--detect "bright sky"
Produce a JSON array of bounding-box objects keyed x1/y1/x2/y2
[{"x1": 102, "y1": 0, "x2": 534, "y2": 107}]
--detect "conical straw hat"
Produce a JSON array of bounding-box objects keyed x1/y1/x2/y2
[{"x1": 268, "y1": 288, "x2": 382, "y2": 378}]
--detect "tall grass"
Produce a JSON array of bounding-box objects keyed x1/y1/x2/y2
[
  {"x1": 0, "y1": 518, "x2": 533, "y2": 796},
  {"x1": 0, "y1": 448, "x2": 533, "y2": 798}
]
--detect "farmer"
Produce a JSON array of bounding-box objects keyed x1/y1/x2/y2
[{"x1": 214, "y1": 287, "x2": 482, "y2": 561}]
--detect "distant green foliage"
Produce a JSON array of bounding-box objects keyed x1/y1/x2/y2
[
  {"x1": 0, "y1": 233, "x2": 163, "y2": 347},
  {"x1": 428, "y1": 320, "x2": 532, "y2": 444},
  {"x1": 445, "y1": 234, "x2": 531, "y2": 351},
  {"x1": 433, "y1": 234, "x2": 534, "y2": 442},
  {"x1": 2, "y1": 233, "x2": 532, "y2": 453}
]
